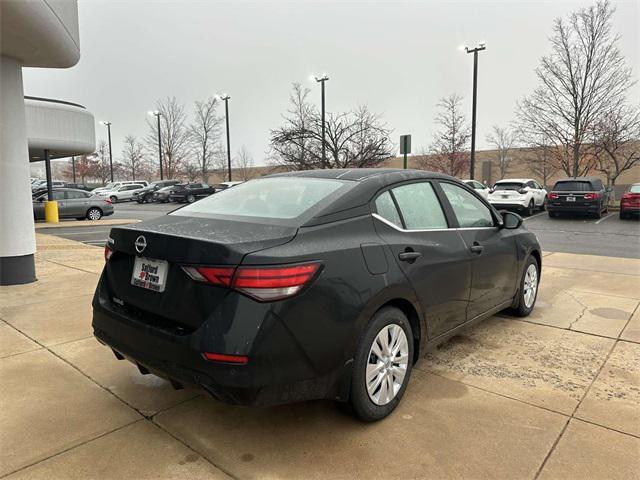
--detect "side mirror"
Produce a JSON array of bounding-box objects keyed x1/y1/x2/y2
[{"x1": 501, "y1": 211, "x2": 523, "y2": 229}]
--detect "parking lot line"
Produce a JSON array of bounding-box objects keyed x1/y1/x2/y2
[
  {"x1": 594, "y1": 213, "x2": 614, "y2": 225},
  {"x1": 524, "y1": 211, "x2": 547, "y2": 221}
]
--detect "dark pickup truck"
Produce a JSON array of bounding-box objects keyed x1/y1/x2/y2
[{"x1": 546, "y1": 177, "x2": 610, "y2": 219}]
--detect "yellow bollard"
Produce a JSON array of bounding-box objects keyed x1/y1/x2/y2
[{"x1": 44, "y1": 200, "x2": 59, "y2": 223}]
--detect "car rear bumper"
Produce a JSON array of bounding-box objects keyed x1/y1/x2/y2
[
  {"x1": 91, "y1": 273, "x2": 350, "y2": 406},
  {"x1": 488, "y1": 200, "x2": 529, "y2": 210},
  {"x1": 546, "y1": 203, "x2": 601, "y2": 213}
]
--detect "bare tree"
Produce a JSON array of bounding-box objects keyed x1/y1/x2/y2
[
  {"x1": 592, "y1": 102, "x2": 640, "y2": 200},
  {"x1": 93, "y1": 140, "x2": 112, "y2": 184},
  {"x1": 269, "y1": 83, "x2": 320, "y2": 170},
  {"x1": 270, "y1": 84, "x2": 392, "y2": 170},
  {"x1": 524, "y1": 143, "x2": 559, "y2": 188},
  {"x1": 234, "y1": 145, "x2": 254, "y2": 180},
  {"x1": 418, "y1": 93, "x2": 470, "y2": 177},
  {"x1": 146, "y1": 97, "x2": 190, "y2": 179},
  {"x1": 119, "y1": 135, "x2": 146, "y2": 181},
  {"x1": 486, "y1": 125, "x2": 518, "y2": 180},
  {"x1": 190, "y1": 97, "x2": 223, "y2": 182},
  {"x1": 322, "y1": 106, "x2": 393, "y2": 168},
  {"x1": 517, "y1": 1, "x2": 634, "y2": 177},
  {"x1": 64, "y1": 155, "x2": 98, "y2": 184}
]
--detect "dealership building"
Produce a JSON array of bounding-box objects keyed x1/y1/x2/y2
[{"x1": 0, "y1": 0, "x2": 95, "y2": 285}]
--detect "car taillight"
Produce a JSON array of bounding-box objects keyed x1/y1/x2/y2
[
  {"x1": 104, "y1": 199, "x2": 112, "y2": 204},
  {"x1": 202, "y1": 352, "x2": 249, "y2": 364},
  {"x1": 584, "y1": 192, "x2": 600, "y2": 200},
  {"x1": 518, "y1": 188, "x2": 527, "y2": 194},
  {"x1": 104, "y1": 245, "x2": 114, "y2": 261},
  {"x1": 182, "y1": 262, "x2": 322, "y2": 301},
  {"x1": 548, "y1": 193, "x2": 559, "y2": 199}
]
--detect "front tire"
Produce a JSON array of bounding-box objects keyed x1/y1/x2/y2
[
  {"x1": 109, "y1": 196, "x2": 117, "y2": 204},
  {"x1": 511, "y1": 256, "x2": 539, "y2": 317},
  {"x1": 186, "y1": 194, "x2": 196, "y2": 203},
  {"x1": 349, "y1": 307, "x2": 414, "y2": 422}
]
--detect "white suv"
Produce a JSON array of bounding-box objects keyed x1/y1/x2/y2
[
  {"x1": 487, "y1": 179, "x2": 547, "y2": 216},
  {"x1": 462, "y1": 179, "x2": 490, "y2": 200},
  {"x1": 91, "y1": 180, "x2": 149, "y2": 194},
  {"x1": 95, "y1": 184, "x2": 146, "y2": 203}
]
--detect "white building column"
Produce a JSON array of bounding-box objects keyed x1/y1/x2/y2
[{"x1": 0, "y1": 55, "x2": 36, "y2": 285}]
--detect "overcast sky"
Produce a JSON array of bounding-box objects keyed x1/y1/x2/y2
[{"x1": 23, "y1": 0, "x2": 639, "y2": 166}]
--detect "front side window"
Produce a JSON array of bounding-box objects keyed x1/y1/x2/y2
[
  {"x1": 391, "y1": 182, "x2": 448, "y2": 230},
  {"x1": 440, "y1": 182, "x2": 494, "y2": 228},
  {"x1": 174, "y1": 177, "x2": 350, "y2": 220},
  {"x1": 374, "y1": 191, "x2": 402, "y2": 227}
]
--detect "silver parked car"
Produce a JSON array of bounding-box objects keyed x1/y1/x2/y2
[{"x1": 33, "y1": 188, "x2": 114, "y2": 221}]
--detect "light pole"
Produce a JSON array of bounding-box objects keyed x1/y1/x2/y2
[
  {"x1": 148, "y1": 110, "x2": 163, "y2": 180},
  {"x1": 313, "y1": 74, "x2": 329, "y2": 169},
  {"x1": 219, "y1": 95, "x2": 232, "y2": 181},
  {"x1": 462, "y1": 42, "x2": 486, "y2": 180},
  {"x1": 99, "y1": 121, "x2": 113, "y2": 182}
]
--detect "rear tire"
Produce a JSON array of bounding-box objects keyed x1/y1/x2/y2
[
  {"x1": 511, "y1": 256, "x2": 539, "y2": 317},
  {"x1": 349, "y1": 307, "x2": 414, "y2": 422},
  {"x1": 186, "y1": 194, "x2": 196, "y2": 203},
  {"x1": 86, "y1": 207, "x2": 102, "y2": 221},
  {"x1": 526, "y1": 200, "x2": 534, "y2": 216},
  {"x1": 548, "y1": 211, "x2": 557, "y2": 218},
  {"x1": 594, "y1": 208, "x2": 602, "y2": 219}
]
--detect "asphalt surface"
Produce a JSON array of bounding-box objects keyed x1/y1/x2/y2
[{"x1": 37, "y1": 201, "x2": 640, "y2": 258}]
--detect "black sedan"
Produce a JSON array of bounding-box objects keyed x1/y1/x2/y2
[
  {"x1": 93, "y1": 169, "x2": 541, "y2": 421},
  {"x1": 168, "y1": 183, "x2": 217, "y2": 203}
]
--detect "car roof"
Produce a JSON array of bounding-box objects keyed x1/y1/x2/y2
[
  {"x1": 266, "y1": 169, "x2": 460, "y2": 226},
  {"x1": 495, "y1": 178, "x2": 533, "y2": 183},
  {"x1": 269, "y1": 168, "x2": 453, "y2": 183},
  {"x1": 554, "y1": 177, "x2": 601, "y2": 182}
]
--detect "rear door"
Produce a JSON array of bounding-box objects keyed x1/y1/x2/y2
[
  {"x1": 372, "y1": 181, "x2": 472, "y2": 338},
  {"x1": 64, "y1": 190, "x2": 91, "y2": 216},
  {"x1": 438, "y1": 181, "x2": 518, "y2": 319}
]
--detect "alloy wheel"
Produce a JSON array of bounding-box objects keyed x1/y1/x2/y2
[
  {"x1": 87, "y1": 208, "x2": 102, "y2": 221},
  {"x1": 523, "y1": 263, "x2": 538, "y2": 308},
  {"x1": 366, "y1": 324, "x2": 409, "y2": 406}
]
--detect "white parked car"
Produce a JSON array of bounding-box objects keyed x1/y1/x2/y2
[
  {"x1": 95, "y1": 184, "x2": 146, "y2": 203},
  {"x1": 91, "y1": 180, "x2": 149, "y2": 194},
  {"x1": 487, "y1": 179, "x2": 547, "y2": 216},
  {"x1": 462, "y1": 179, "x2": 490, "y2": 200}
]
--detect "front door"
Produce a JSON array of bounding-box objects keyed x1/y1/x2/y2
[
  {"x1": 372, "y1": 182, "x2": 472, "y2": 338},
  {"x1": 438, "y1": 181, "x2": 518, "y2": 319}
]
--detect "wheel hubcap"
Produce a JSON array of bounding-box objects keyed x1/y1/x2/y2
[
  {"x1": 366, "y1": 324, "x2": 409, "y2": 406},
  {"x1": 523, "y1": 264, "x2": 538, "y2": 308}
]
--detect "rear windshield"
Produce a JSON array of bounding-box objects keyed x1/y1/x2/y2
[
  {"x1": 629, "y1": 185, "x2": 640, "y2": 193},
  {"x1": 553, "y1": 181, "x2": 593, "y2": 192},
  {"x1": 494, "y1": 182, "x2": 524, "y2": 190},
  {"x1": 173, "y1": 177, "x2": 349, "y2": 220}
]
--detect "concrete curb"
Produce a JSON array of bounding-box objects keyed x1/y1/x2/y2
[{"x1": 34, "y1": 219, "x2": 141, "y2": 229}]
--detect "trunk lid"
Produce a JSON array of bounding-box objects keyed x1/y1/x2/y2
[{"x1": 104, "y1": 215, "x2": 297, "y2": 330}]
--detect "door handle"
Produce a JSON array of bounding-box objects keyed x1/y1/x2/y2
[
  {"x1": 398, "y1": 251, "x2": 422, "y2": 262},
  {"x1": 470, "y1": 242, "x2": 484, "y2": 254}
]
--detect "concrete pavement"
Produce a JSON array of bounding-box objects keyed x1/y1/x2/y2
[{"x1": 1, "y1": 235, "x2": 638, "y2": 479}]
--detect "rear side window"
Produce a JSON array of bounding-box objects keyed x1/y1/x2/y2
[
  {"x1": 553, "y1": 181, "x2": 593, "y2": 192},
  {"x1": 174, "y1": 177, "x2": 349, "y2": 220},
  {"x1": 65, "y1": 191, "x2": 89, "y2": 199},
  {"x1": 441, "y1": 182, "x2": 494, "y2": 228},
  {"x1": 374, "y1": 191, "x2": 402, "y2": 227},
  {"x1": 391, "y1": 182, "x2": 448, "y2": 230}
]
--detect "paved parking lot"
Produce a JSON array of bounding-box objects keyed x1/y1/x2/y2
[
  {"x1": 1, "y1": 234, "x2": 638, "y2": 479},
  {"x1": 37, "y1": 202, "x2": 640, "y2": 258}
]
